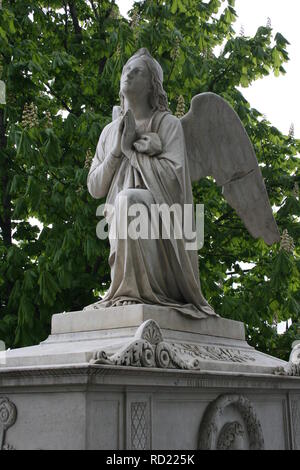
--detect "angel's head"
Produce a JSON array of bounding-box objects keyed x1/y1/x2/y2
[{"x1": 119, "y1": 48, "x2": 169, "y2": 113}]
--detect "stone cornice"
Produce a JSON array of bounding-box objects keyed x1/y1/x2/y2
[{"x1": 0, "y1": 363, "x2": 300, "y2": 391}]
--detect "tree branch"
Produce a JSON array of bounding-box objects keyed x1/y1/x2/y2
[
  {"x1": 68, "y1": 1, "x2": 82, "y2": 42},
  {"x1": 88, "y1": 0, "x2": 99, "y2": 20},
  {"x1": 226, "y1": 269, "x2": 252, "y2": 276},
  {"x1": 62, "y1": 0, "x2": 69, "y2": 52},
  {"x1": 44, "y1": 83, "x2": 72, "y2": 114},
  {"x1": 166, "y1": 59, "x2": 176, "y2": 87},
  {"x1": 96, "y1": 5, "x2": 115, "y2": 77}
]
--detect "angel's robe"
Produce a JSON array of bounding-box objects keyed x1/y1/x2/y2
[{"x1": 87, "y1": 110, "x2": 216, "y2": 319}]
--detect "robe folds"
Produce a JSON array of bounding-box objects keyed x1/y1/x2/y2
[{"x1": 87, "y1": 110, "x2": 216, "y2": 319}]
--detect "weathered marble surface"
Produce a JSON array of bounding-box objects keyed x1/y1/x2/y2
[
  {"x1": 86, "y1": 48, "x2": 216, "y2": 319},
  {"x1": 85, "y1": 47, "x2": 279, "y2": 319},
  {"x1": 0, "y1": 308, "x2": 299, "y2": 450},
  {"x1": 0, "y1": 363, "x2": 299, "y2": 450},
  {"x1": 0, "y1": 306, "x2": 286, "y2": 374},
  {"x1": 52, "y1": 304, "x2": 245, "y2": 339}
]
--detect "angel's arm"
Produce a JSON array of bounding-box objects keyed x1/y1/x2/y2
[
  {"x1": 123, "y1": 114, "x2": 184, "y2": 176},
  {"x1": 133, "y1": 132, "x2": 162, "y2": 156},
  {"x1": 120, "y1": 114, "x2": 186, "y2": 206},
  {"x1": 87, "y1": 124, "x2": 121, "y2": 199}
]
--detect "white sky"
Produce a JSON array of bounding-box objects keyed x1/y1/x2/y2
[{"x1": 116, "y1": 0, "x2": 300, "y2": 137}]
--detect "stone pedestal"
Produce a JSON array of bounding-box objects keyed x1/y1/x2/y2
[{"x1": 0, "y1": 305, "x2": 299, "y2": 450}]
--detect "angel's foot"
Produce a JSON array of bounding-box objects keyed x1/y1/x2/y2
[{"x1": 114, "y1": 300, "x2": 139, "y2": 306}]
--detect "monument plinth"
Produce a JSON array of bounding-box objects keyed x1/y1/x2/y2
[
  {"x1": 0, "y1": 305, "x2": 284, "y2": 374},
  {"x1": 0, "y1": 306, "x2": 299, "y2": 450}
]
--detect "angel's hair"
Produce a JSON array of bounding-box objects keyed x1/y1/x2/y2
[{"x1": 119, "y1": 48, "x2": 170, "y2": 113}]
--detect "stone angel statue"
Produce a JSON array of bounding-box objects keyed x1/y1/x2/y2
[{"x1": 86, "y1": 48, "x2": 280, "y2": 319}]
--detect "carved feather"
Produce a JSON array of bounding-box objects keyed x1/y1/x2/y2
[{"x1": 181, "y1": 93, "x2": 280, "y2": 245}]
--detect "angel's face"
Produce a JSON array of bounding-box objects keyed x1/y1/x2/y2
[{"x1": 120, "y1": 57, "x2": 152, "y2": 100}]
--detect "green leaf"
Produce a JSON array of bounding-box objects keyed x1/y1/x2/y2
[
  {"x1": 23, "y1": 270, "x2": 38, "y2": 291},
  {"x1": 272, "y1": 49, "x2": 281, "y2": 68},
  {"x1": 43, "y1": 130, "x2": 61, "y2": 162},
  {"x1": 275, "y1": 32, "x2": 290, "y2": 46},
  {"x1": 38, "y1": 271, "x2": 60, "y2": 306},
  {"x1": 0, "y1": 27, "x2": 7, "y2": 40},
  {"x1": 240, "y1": 75, "x2": 249, "y2": 87},
  {"x1": 13, "y1": 197, "x2": 27, "y2": 218},
  {"x1": 171, "y1": 0, "x2": 179, "y2": 14}
]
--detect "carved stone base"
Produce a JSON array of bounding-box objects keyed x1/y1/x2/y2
[
  {"x1": 90, "y1": 319, "x2": 257, "y2": 371},
  {"x1": 0, "y1": 305, "x2": 289, "y2": 374},
  {"x1": 0, "y1": 363, "x2": 299, "y2": 450},
  {"x1": 0, "y1": 306, "x2": 299, "y2": 449}
]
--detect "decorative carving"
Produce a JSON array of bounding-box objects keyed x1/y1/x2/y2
[
  {"x1": 90, "y1": 319, "x2": 256, "y2": 369},
  {"x1": 273, "y1": 343, "x2": 300, "y2": 376},
  {"x1": 290, "y1": 343, "x2": 300, "y2": 364},
  {"x1": 217, "y1": 421, "x2": 245, "y2": 450},
  {"x1": 92, "y1": 340, "x2": 156, "y2": 368},
  {"x1": 170, "y1": 343, "x2": 255, "y2": 364},
  {"x1": 137, "y1": 320, "x2": 163, "y2": 345},
  {"x1": 274, "y1": 364, "x2": 300, "y2": 377},
  {"x1": 0, "y1": 397, "x2": 17, "y2": 451},
  {"x1": 131, "y1": 402, "x2": 148, "y2": 450},
  {"x1": 198, "y1": 394, "x2": 265, "y2": 450}
]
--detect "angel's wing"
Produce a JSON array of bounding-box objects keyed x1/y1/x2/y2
[{"x1": 181, "y1": 92, "x2": 280, "y2": 245}]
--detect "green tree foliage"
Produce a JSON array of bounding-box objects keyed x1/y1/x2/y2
[{"x1": 0, "y1": 0, "x2": 299, "y2": 357}]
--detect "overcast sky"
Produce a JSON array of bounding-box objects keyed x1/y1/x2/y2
[{"x1": 116, "y1": 0, "x2": 300, "y2": 137}]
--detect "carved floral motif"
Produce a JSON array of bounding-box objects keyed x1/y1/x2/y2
[
  {"x1": 170, "y1": 342, "x2": 255, "y2": 364},
  {"x1": 92, "y1": 340, "x2": 156, "y2": 368},
  {"x1": 274, "y1": 364, "x2": 300, "y2": 377},
  {"x1": 217, "y1": 421, "x2": 245, "y2": 450},
  {"x1": 198, "y1": 394, "x2": 265, "y2": 450},
  {"x1": 90, "y1": 319, "x2": 256, "y2": 369}
]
